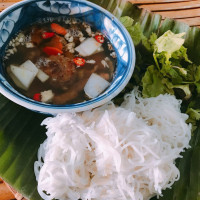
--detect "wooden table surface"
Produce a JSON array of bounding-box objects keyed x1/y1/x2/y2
[
  {"x1": 131, "y1": 0, "x2": 200, "y2": 27},
  {"x1": 0, "y1": 0, "x2": 200, "y2": 200},
  {"x1": 0, "y1": 178, "x2": 15, "y2": 200},
  {"x1": 0, "y1": 0, "x2": 200, "y2": 27}
]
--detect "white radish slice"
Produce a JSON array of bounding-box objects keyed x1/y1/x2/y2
[
  {"x1": 37, "y1": 69, "x2": 49, "y2": 83},
  {"x1": 75, "y1": 37, "x2": 102, "y2": 57},
  {"x1": 84, "y1": 73, "x2": 110, "y2": 98},
  {"x1": 7, "y1": 66, "x2": 27, "y2": 91},
  {"x1": 20, "y1": 60, "x2": 38, "y2": 76},
  {"x1": 94, "y1": 46, "x2": 104, "y2": 54},
  {"x1": 10, "y1": 65, "x2": 36, "y2": 90},
  {"x1": 41, "y1": 90, "x2": 54, "y2": 103}
]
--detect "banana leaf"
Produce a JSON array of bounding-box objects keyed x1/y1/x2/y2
[
  {"x1": 1, "y1": 1, "x2": 200, "y2": 200},
  {"x1": 0, "y1": 94, "x2": 46, "y2": 200}
]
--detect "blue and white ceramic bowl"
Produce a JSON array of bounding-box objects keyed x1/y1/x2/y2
[{"x1": 0, "y1": 0, "x2": 135, "y2": 114}]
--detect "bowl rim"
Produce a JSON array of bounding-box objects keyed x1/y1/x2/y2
[{"x1": 0, "y1": 0, "x2": 136, "y2": 114}]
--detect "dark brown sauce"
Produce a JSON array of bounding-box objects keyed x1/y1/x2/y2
[{"x1": 4, "y1": 18, "x2": 117, "y2": 105}]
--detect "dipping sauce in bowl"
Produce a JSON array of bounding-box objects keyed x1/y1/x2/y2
[
  {"x1": 4, "y1": 18, "x2": 117, "y2": 105},
  {"x1": 0, "y1": 0, "x2": 135, "y2": 114}
]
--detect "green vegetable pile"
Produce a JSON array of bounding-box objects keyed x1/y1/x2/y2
[{"x1": 118, "y1": 16, "x2": 200, "y2": 132}]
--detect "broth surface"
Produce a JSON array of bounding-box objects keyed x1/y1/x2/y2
[{"x1": 4, "y1": 18, "x2": 117, "y2": 105}]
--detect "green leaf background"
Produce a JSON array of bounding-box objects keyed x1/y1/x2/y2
[{"x1": 1, "y1": 0, "x2": 200, "y2": 199}]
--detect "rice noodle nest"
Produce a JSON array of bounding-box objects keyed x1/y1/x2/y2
[{"x1": 34, "y1": 89, "x2": 191, "y2": 200}]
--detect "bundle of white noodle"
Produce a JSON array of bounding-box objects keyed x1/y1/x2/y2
[{"x1": 34, "y1": 89, "x2": 191, "y2": 200}]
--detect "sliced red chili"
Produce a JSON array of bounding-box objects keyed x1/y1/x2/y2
[
  {"x1": 42, "y1": 32, "x2": 55, "y2": 39},
  {"x1": 33, "y1": 93, "x2": 41, "y2": 102},
  {"x1": 43, "y1": 46, "x2": 63, "y2": 56},
  {"x1": 95, "y1": 35, "x2": 104, "y2": 43},
  {"x1": 73, "y1": 57, "x2": 86, "y2": 66}
]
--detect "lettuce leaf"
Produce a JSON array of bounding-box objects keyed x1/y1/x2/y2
[
  {"x1": 155, "y1": 30, "x2": 185, "y2": 55},
  {"x1": 195, "y1": 83, "x2": 200, "y2": 94},
  {"x1": 194, "y1": 65, "x2": 200, "y2": 82},
  {"x1": 186, "y1": 108, "x2": 200, "y2": 131},
  {"x1": 171, "y1": 46, "x2": 192, "y2": 64},
  {"x1": 119, "y1": 16, "x2": 134, "y2": 28},
  {"x1": 187, "y1": 108, "x2": 200, "y2": 121},
  {"x1": 153, "y1": 31, "x2": 191, "y2": 70},
  {"x1": 120, "y1": 16, "x2": 152, "y2": 50},
  {"x1": 149, "y1": 33, "x2": 157, "y2": 46},
  {"x1": 142, "y1": 65, "x2": 174, "y2": 97}
]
